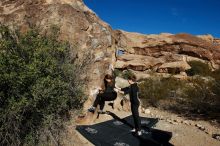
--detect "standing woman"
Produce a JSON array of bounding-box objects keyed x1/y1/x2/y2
[
  {"x1": 88, "y1": 74, "x2": 117, "y2": 113},
  {"x1": 114, "y1": 75, "x2": 142, "y2": 136}
]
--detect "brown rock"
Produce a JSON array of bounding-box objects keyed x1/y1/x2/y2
[
  {"x1": 116, "y1": 54, "x2": 165, "y2": 71},
  {"x1": 197, "y1": 34, "x2": 214, "y2": 43},
  {"x1": 158, "y1": 61, "x2": 191, "y2": 71},
  {"x1": 115, "y1": 30, "x2": 220, "y2": 69},
  {"x1": 144, "y1": 109, "x2": 151, "y2": 114},
  {"x1": 130, "y1": 70, "x2": 151, "y2": 80},
  {"x1": 115, "y1": 77, "x2": 129, "y2": 88}
]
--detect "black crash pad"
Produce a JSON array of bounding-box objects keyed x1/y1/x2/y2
[{"x1": 76, "y1": 112, "x2": 173, "y2": 146}]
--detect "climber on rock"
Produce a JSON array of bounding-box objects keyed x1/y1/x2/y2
[{"x1": 88, "y1": 67, "x2": 117, "y2": 114}]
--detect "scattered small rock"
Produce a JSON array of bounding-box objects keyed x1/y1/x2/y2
[
  {"x1": 196, "y1": 124, "x2": 205, "y2": 131},
  {"x1": 174, "y1": 119, "x2": 181, "y2": 123},
  {"x1": 172, "y1": 121, "x2": 178, "y2": 125},
  {"x1": 159, "y1": 116, "x2": 164, "y2": 120},
  {"x1": 166, "y1": 119, "x2": 178, "y2": 125},
  {"x1": 204, "y1": 129, "x2": 212, "y2": 135},
  {"x1": 166, "y1": 119, "x2": 172, "y2": 122},
  {"x1": 212, "y1": 134, "x2": 220, "y2": 141},
  {"x1": 117, "y1": 107, "x2": 122, "y2": 111},
  {"x1": 144, "y1": 109, "x2": 151, "y2": 114},
  {"x1": 155, "y1": 115, "x2": 160, "y2": 118},
  {"x1": 182, "y1": 120, "x2": 190, "y2": 125},
  {"x1": 200, "y1": 127, "x2": 206, "y2": 131},
  {"x1": 141, "y1": 107, "x2": 145, "y2": 113},
  {"x1": 189, "y1": 121, "x2": 195, "y2": 126}
]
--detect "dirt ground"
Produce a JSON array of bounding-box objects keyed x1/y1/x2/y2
[{"x1": 66, "y1": 106, "x2": 220, "y2": 146}]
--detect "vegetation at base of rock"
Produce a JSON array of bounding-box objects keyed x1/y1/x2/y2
[
  {"x1": 182, "y1": 77, "x2": 220, "y2": 114},
  {"x1": 139, "y1": 77, "x2": 185, "y2": 107},
  {"x1": 0, "y1": 25, "x2": 87, "y2": 146},
  {"x1": 113, "y1": 68, "x2": 122, "y2": 77},
  {"x1": 114, "y1": 69, "x2": 135, "y2": 80},
  {"x1": 186, "y1": 61, "x2": 212, "y2": 76},
  {"x1": 139, "y1": 74, "x2": 220, "y2": 121}
]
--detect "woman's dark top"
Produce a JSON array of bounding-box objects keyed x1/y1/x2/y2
[
  {"x1": 121, "y1": 83, "x2": 139, "y2": 105},
  {"x1": 103, "y1": 73, "x2": 116, "y2": 93}
]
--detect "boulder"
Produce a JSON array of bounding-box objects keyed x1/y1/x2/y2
[
  {"x1": 126, "y1": 60, "x2": 149, "y2": 71},
  {"x1": 197, "y1": 34, "x2": 214, "y2": 43},
  {"x1": 144, "y1": 109, "x2": 151, "y2": 114},
  {"x1": 115, "y1": 60, "x2": 126, "y2": 68},
  {"x1": 115, "y1": 77, "x2": 129, "y2": 88},
  {"x1": 158, "y1": 61, "x2": 191, "y2": 71},
  {"x1": 116, "y1": 54, "x2": 166, "y2": 71},
  {"x1": 212, "y1": 134, "x2": 220, "y2": 141},
  {"x1": 115, "y1": 30, "x2": 220, "y2": 67},
  {"x1": 130, "y1": 70, "x2": 151, "y2": 80}
]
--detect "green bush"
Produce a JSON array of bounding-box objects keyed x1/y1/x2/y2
[
  {"x1": 113, "y1": 68, "x2": 122, "y2": 77},
  {"x1": 139, "y1": 75, "x2": 220, "y2": 116},
  {"x1": 211, "y1": 68, "x2": 220, "y2": 80},
  {"x1": 186, "y1": 61, "x2": 211, "y2": 76},
  {"x1": 185, "y1": 61, "x2": 220, "y2": 113},
  {"x1": 121, "y1": 70, "x2": 134, "y2": 79},
  {"x1": 139, "y1": 77, "x2": 185, "y2": 107},
  {"x1": 182, "y1": 77, "x2": 217, "y2": 113},
  {"x1": 0, "y1": 25, "x2": 86, "y2": 145}
]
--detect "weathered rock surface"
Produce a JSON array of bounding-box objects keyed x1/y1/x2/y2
[
  {"x1": 158, "y1": 61, "x2": 191, "y2": 72},
  {"x1": 115, "y1": 30, "x2": 220, "y2": 75}
]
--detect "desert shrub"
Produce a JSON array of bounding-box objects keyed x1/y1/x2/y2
[
  {"x1": 139, "y1": 77, "x2": 185, "y2": 107},
  {"x1": 186, "y1": 61, "x2": 211, "y2": 76},
  {"x1": 121, "y1": 70, "x2": 134, "y2": 79},
  {"x1": 138, "y1": 61, "x2": 220, "y2": 120},
  {"x1": 185, "y1": 67, "x2": 220, "y2": 114},
  {"x1": 113, "y1": 69, "x2": 134, "y2": 80},
  {"x1": 182, "y1": 77, "x2": 217, "y2": 113},
  {"x1": 185, "y1": 62, "x2": 220, "y2": 114},
  {"x1": 211, "y1": 68, "x2": 220, "y2": 80},
  {"x1": 168, "y1": 68, "x2": 181, "y2": 75},
  {"x1": 0, "y1": 25, "x2": 87, "y2": 146},
  {"x1": 140, "y1": 74, "x2": 220, "y2": 118},
  {"x1": 113, "y1": 68, "x2": 122, "y2": 77},
  {"x1": 211, "y1": 69, "x2": 220, "y2": 106}
]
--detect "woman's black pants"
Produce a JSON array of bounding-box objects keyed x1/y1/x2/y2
[
  {"x1": 93, "y1": 92, "x2": 117, "y2": 110},
  {"x1": 131, "y1": 104, "x2": 141, "y2": 131}
]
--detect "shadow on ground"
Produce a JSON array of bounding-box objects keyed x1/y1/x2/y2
[{"x1": 76, "y1": 111, "x2": 173, "y2": 146}]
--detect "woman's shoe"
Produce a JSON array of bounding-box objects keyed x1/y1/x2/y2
[
  {"x1": 137, "y1": 130, "x2": 142, "y2": 136},
  {"x1": 88, "y1": 107, "x2": 95, "y2": 113},
  {"x1": 130, "y1": 128, "x2": 136, "y2": 132}
]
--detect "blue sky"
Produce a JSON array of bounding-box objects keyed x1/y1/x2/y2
[{"x1": 83, "y1": 0, "x2": 220, "y2": 38}]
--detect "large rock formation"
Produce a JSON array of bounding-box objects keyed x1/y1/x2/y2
[{"x1": 115, "y1": 30, "x2": 220, "y2": 76}]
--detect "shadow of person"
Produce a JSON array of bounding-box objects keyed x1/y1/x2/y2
[
  {"x1": 105, "y1": 111, "x2": 134, "y2": 128},
  {"x1": 106, "y1": 111, "x2": 173, "y2": 146}
]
